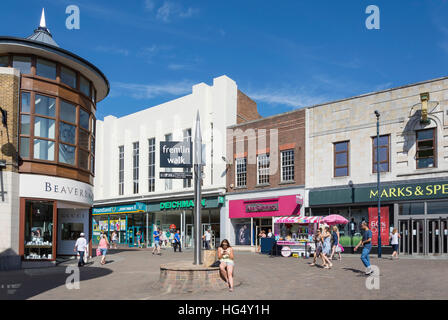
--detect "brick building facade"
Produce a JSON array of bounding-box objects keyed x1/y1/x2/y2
[{"x1": 221, "y1": 109, "x2": 306, "y2": 246}]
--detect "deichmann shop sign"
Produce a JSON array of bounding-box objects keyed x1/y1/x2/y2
[
  {"x1": 19, "y1": 174, "x2": 94, "y2": 206},
  {"x1": 160, "y1": 199, "x2": 206, "y2": 210},
  {"x1": 309, "y1": 181, "x2": 448, "y2": 206},
  {"x1": 159, "y1": 141, "x2": 192, "y2": 168}
]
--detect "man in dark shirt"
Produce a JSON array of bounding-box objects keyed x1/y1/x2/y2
[
  {"x1": 354, "y1": 221, "x2": 373, "y2": 275},
  {"x1": 173, "y1": 230, "x2": 182, "y2": 252}
]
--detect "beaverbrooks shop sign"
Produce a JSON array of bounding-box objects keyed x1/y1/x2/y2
[{"x1": 309, "y1": 181, "x2": 448, "y2": 206}]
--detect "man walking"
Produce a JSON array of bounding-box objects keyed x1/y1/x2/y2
[
  {"x1": 173, "y1": 230, "x2": 182, "y2": 252},
  {"x1": 203, "y1": 229, "x2": 212, "y2": 250},
  {"x1": 354, "y1": 221, "x2": 373, "y2": 275},
  {"x1": 74, "y1": 232, "x2": 87, "y2": 267},
  {"x1": 152, "y1": 227, "x2": 161, "y2": 255}
]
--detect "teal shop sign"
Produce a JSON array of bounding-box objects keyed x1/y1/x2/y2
[
  {"x1": 93, "y1": 202, "x2": 146, "y2": 215},
  {"x1": 309, "y1": 181, "x2": 448, "y2": 206},
  {"x1": 160, "y1": 199, "x2": 206, "y2": 210}
]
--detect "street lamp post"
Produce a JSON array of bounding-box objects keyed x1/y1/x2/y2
[
  {"x1": 374, "y1": 110, "x2": 382, "y2": 258},
  {"x1": 193, "y1": 110, "x2": 203, "y2": 265}
]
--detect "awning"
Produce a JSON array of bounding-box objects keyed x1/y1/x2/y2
[{"x1": 273, "y1": 216, "x2": 323, "y2": 224}]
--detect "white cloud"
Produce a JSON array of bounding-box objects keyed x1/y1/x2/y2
[
  {"x1": 247, "y1": 88, "x2": 328, "y2": 109},
  {"x1": 95, "y1": 46, "x2": 130, "y2": 56},
  {"x1": 145, "y1": 0, "x2": 156, "y2": 11},
  {"x1": 155, "y1": 1, "x2": 198, "y2": 22},
  {"x1": 111, "y1": 80, "x2": 195, "y2": 99}
]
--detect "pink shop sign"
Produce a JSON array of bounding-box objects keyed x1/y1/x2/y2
[{"x1": 229, "y1": 195, "x2": 301, "y2": 219}]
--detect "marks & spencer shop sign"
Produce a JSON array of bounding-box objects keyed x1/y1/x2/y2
[
  {"x1": 19, "y1": 174, "x2": 93, "y2": 206},
  {"x1": 309, "y1": 181, "x2": 448, "y2": 206}
]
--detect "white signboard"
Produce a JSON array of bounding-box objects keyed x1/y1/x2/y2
[{"x1": 19, "y1": 174, "x2": 93, "y2": 206}]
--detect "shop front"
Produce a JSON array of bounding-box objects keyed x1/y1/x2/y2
[
  {"x1": 19, "y1": 174, "x2": 93, "y2": 264},
  {"x1": 147, "y1": 196, "x2": 223, "y2": 249},
  {"x1": 308, "y1": 179, "x2": 448, "y2": 255},
  {"x1": 228, "y1": 192, "x2": 305, "y2": 247},
  {"x1": 92, "y1": 202, "x2": 148, "y2": 247}
]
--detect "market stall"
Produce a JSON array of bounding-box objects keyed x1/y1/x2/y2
[{"x1": 273, "y1": 216, "x2": 323, "y2": 257}]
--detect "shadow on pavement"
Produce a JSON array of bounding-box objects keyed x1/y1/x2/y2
[
  {"x1": 342, "y1": 267, "x2": 367, "y2": 277},
  {"x1": 0, "y1": 266, "x2": 113, "y2": 300}
]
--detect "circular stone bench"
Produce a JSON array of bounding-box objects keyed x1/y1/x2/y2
[{"x1": 159, "y1": 261, "x2": 230, "y2": 294}]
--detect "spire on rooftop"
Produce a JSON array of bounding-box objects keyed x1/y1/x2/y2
[
  {"x1": 27, "y1": 8, "x2": 59, "y2": 47},
  {"x1": 39, "y1": 8, "x2": 46, "y2": 28}
]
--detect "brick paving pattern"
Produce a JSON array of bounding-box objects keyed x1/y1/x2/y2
[{"x1": 0, "y1": 248, "x2": 447, "y2": 300}]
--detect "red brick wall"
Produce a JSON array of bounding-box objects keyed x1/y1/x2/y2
[
  {"x1": 237, "y1": 90, "x2": 261, "y2": 124},
  {"x1": 226, "y1": 108, "x2": 305, "y2": 193}
]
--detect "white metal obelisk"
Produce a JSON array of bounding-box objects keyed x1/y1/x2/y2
[{"x1": 193, "y1": 110, "x2": 203, "y2": 265}]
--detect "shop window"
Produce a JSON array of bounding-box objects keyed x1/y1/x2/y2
[
  {"x1": 79, "y1": 149, "x2": 89, "y2": 170},
  {"x1": 20, "y1": 137, "x2": 30, "y2": 158},
  {"x1": 60, "y1": 100, "x2": 77, "y2": 124},
  {"x1": 372, "y1": 135, "x2": 390, "y2": 173},
  {"x1": 36, "y1": 58, "x2": 56, "y2": 80},
  {"x1": 91, "y1": 155, "x2": 95, "y2": 174},
  {"x1": 34, "y1": 117, "x2": 55, "y2": 139},
  {"x1": 59, "y1": 122, "x2": 76, "y2": 144},
  {"x1": 119, "y1": 146, "x2": 124, "y2": 195},
  {"x1": 334, "y1": 141, "x2": 349, "y2": 177},
  {"x1": 20, "y1": 115, "x2": 30, "y2": 135},
  {"x1": 133, "y1": 142, "x2": 140, "y2": 194},
  {"x1": 399, "y1": 202, "x2": 425, "y2": 215},
  {"x1": 79, "y1": 108, "x2": 90, "y2": 130},
  {"x1": 35, "y1": 94, "x2": 56, "y2": 117},
  {"x1": 59, "y1": 144, "x2": 76, "y2": 165},
  {"x1": 0, "y1": 55, "x2": 9, "y2": 67},
  {"x1": 24, "y1": 200, "x2": 54, "y2": 260},
  {"x1": 21, "y1": 91, "x2": 31, "y2": 113},
  {"x1": 80, "y1": 75, "x2": 90, "y2": 97},
  {"x1": 12, "y1": 56, "x2": 31, "y2": 74},
  {"x1": 281, "y1": 149, "x2": 294, "y2": 182},
  {"x1": 61, "y1": 223, "x2": 84, "y2": 241},
  {"x1": 257, "y1": 154, "x2": 270, "y2": 184},
  {"x1": 60, "y1": 66, "x2": 77, "y2": 89},
  {"x1": 427, "y1": 201, "x2": 448, "y2": 215},
  {"x1": 34, "y1": 139, "x2": 55, "y2": 161},
  {"x1": 79, "y1": 129, "x2": 89, "y2": 149},
  {"x1": 148, "y1": 138, "x2": 156, "y2": 192},
  {"x1": 416, "y1": 128, "x2": 436, "y2": 169},
  {"x1": 236, "y1": 158, "x2": 247, "y2": 187}
]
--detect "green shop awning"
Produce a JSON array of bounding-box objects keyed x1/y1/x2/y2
[
  {"x1": 309, "y1": 181, "x2": 448, "y2": 206},
  {"x1": 93, "y1": 202, "x2": 146, "y2": 215}
]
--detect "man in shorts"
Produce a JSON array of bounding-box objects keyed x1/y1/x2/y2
[{"x1": 152, "y1": 227, "x2": 161, "y2": 255}]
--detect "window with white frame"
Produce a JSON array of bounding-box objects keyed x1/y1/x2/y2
[
  {"x1": 148, "y1": 138, "x2": 155, "y2": 192},
  {"x1": 281, "y1": 149, "x2": 295, "y2": 182},
  {"x1": 236, "y1": 158, "x2": 247, "y2": 187},
  {"x1": 257, "y1": 154, "x2": 270, "y2": 184},
  {"x1": 118, "y1": 146, "x2": 124, "y2": 195},
  {"x1": 133, "y1": 142, "x2": 139, "y2": 194}
]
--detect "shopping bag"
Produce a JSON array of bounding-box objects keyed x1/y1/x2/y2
[
  {"x1": 337, "y1": 244, "x2": 344, "y2": 253},
  {"x1": 96, "y1": 248, "x2": 101, "y2": 257}
]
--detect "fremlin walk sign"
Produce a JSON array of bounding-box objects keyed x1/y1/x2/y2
[{"x1": 160, "y1": 141, "x2": 192, "y2": 168}]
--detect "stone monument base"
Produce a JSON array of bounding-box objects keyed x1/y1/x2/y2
[{"x1": 159, "y1": 261, "x2": 235, "y2": 294}]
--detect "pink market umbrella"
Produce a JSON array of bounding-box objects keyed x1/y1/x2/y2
[{"x1": 322, "y1": 214, "x2": 349, "y2": 225}]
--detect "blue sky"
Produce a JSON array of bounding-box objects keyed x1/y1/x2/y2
[{"x1": 2, "y1": 0, "x2": 448, "y2": 120}]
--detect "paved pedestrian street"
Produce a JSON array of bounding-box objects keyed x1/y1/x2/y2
[{"x1": 1, "y1": 248, "x2": 447, "y2": 300}]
